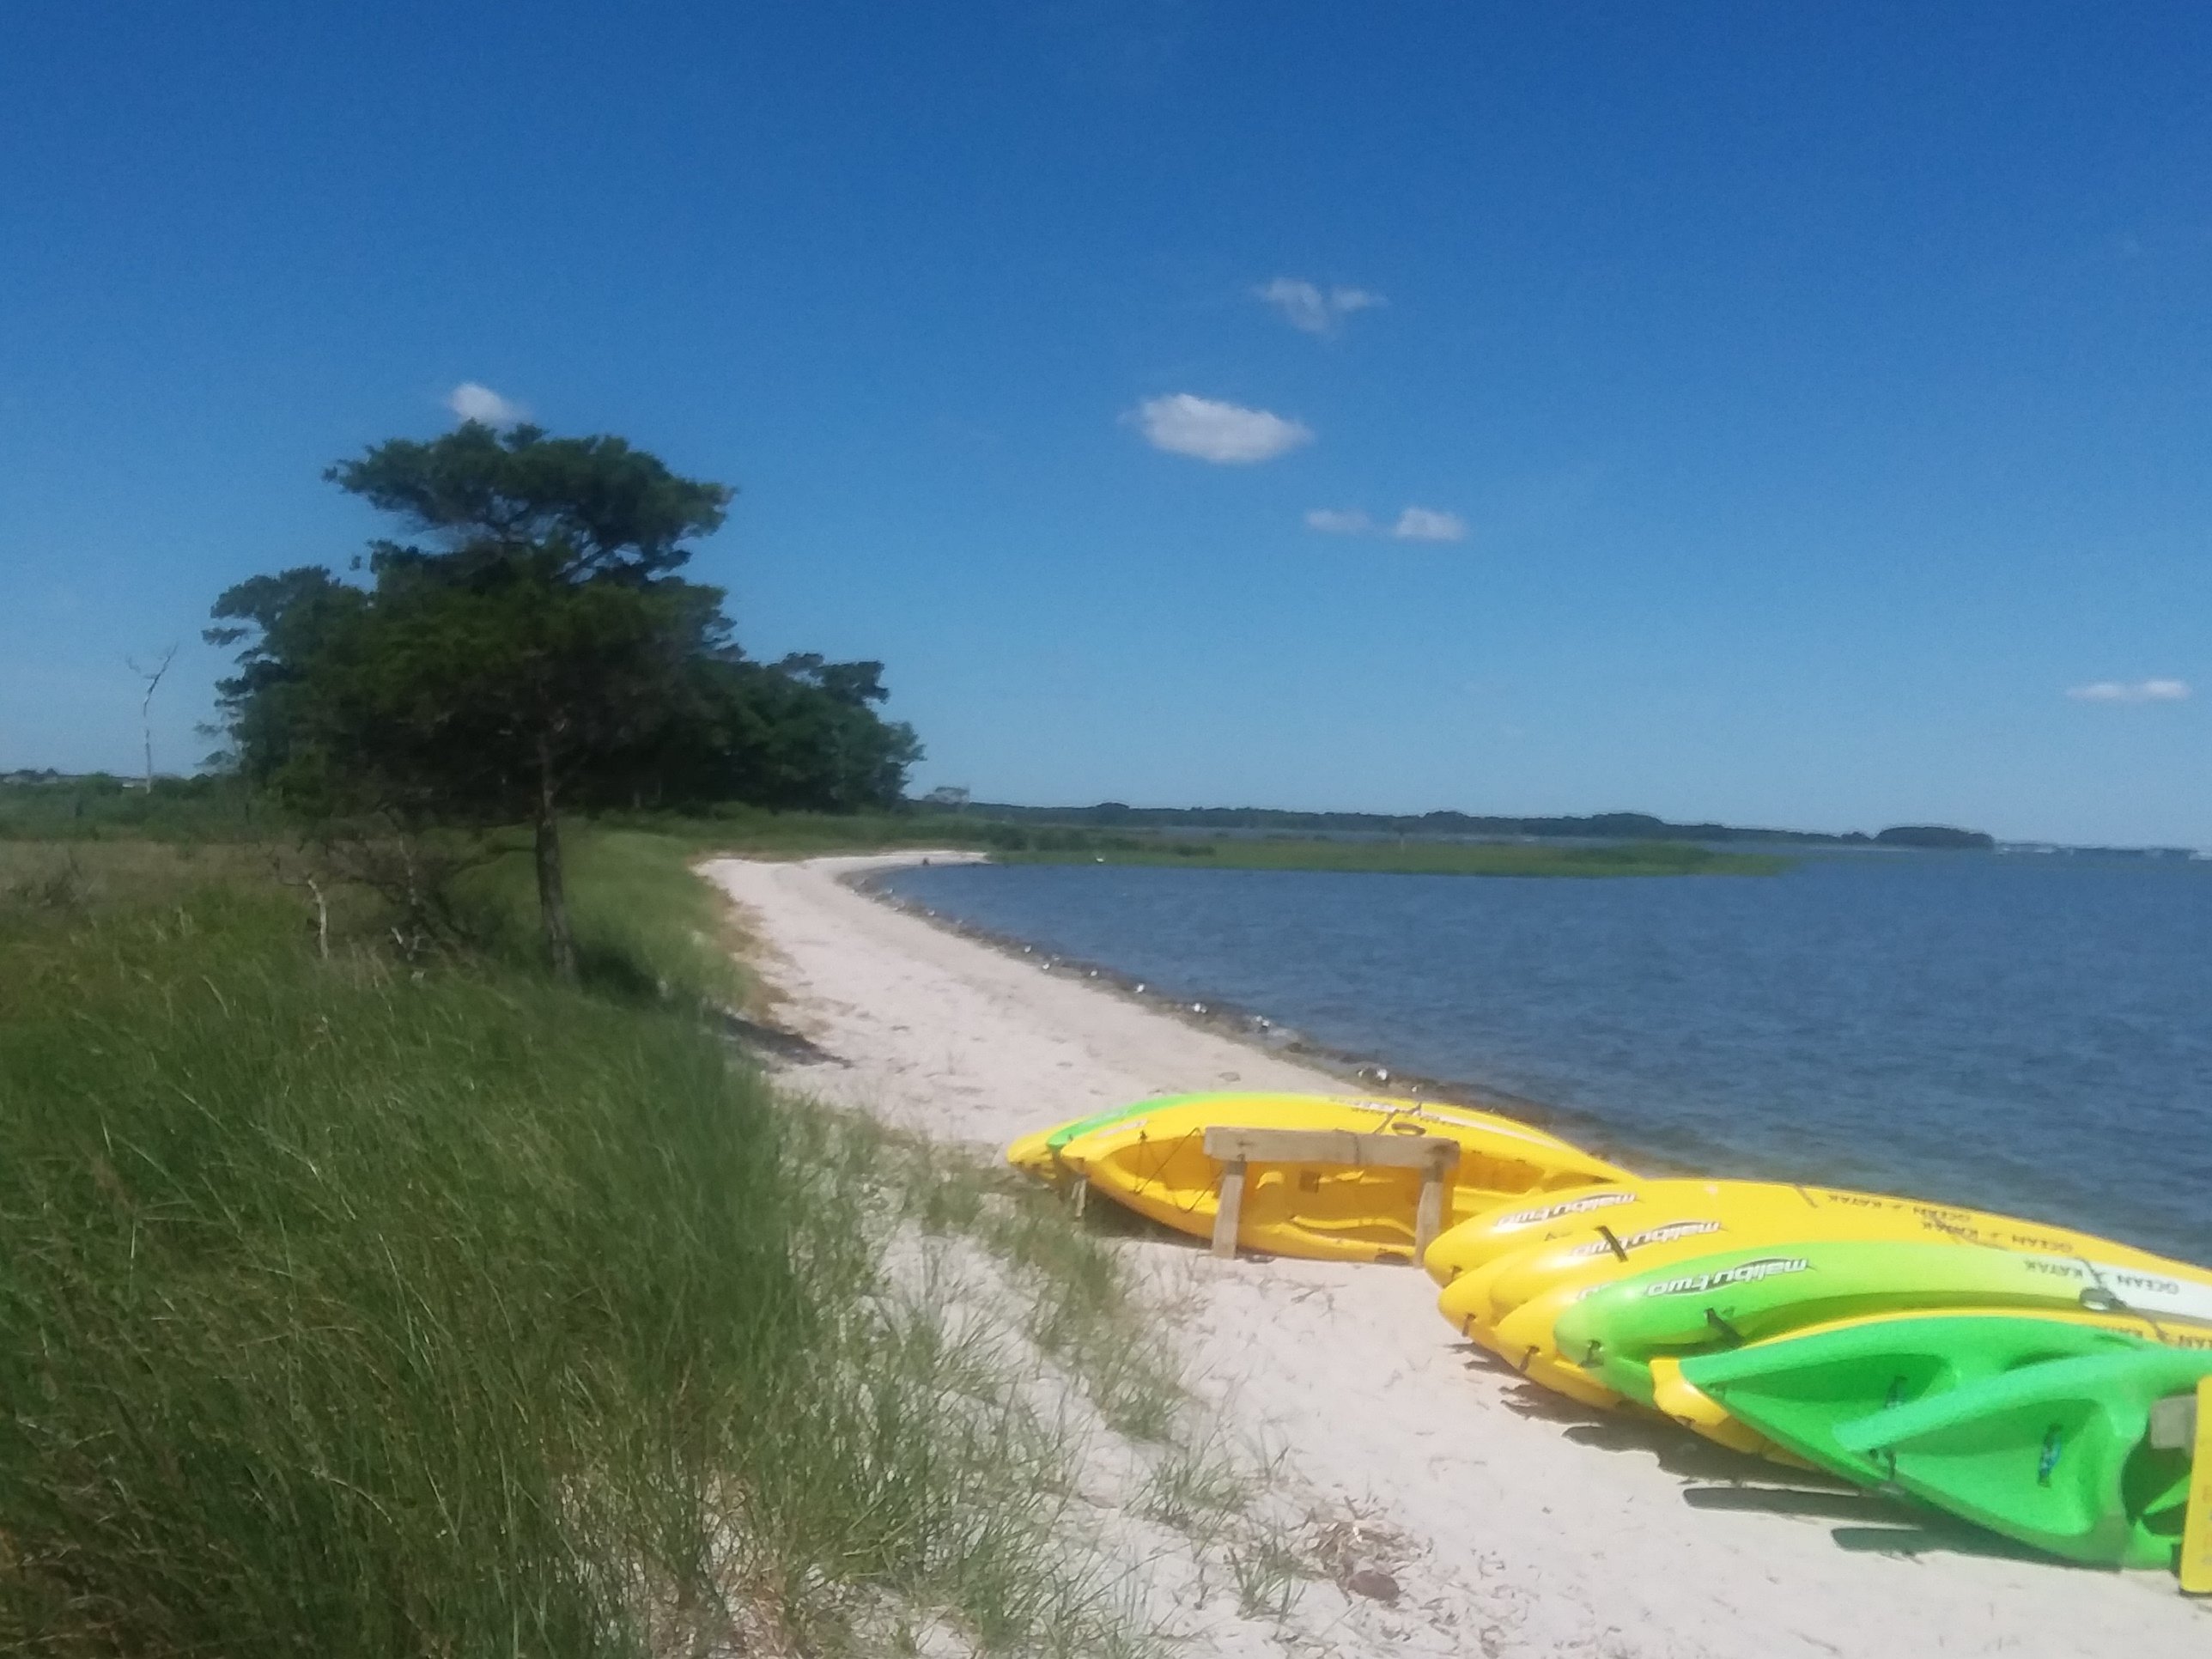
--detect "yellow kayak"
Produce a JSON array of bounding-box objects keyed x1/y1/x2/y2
[
  {"x1": 1449, "y1": 1181, "x2": 2103, "y2": 1333},
  {"x1": 1438, "y1": 1178, "x2": 2209, "y2": 1407},
  {"x1": 1420, "y1": 1175, "x2": 2170, "y2": 1288},
  {"x1": 1006, "y1": 1091, "x2": 1632, "y2": 1264}
]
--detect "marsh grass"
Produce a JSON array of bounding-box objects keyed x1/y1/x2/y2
[
  {"x1": 1000, "y1": 835, "x2": 1785, "y2": 878},
  {"x1": 0, "y1": 843, "x2": 1152, "y2": 1656},
  {"x1": 0, "y1": 775, "x2": 260, "y2": 842},
  {"x1": 0, "y1": 836, "x2": 295, "y2": 909}
]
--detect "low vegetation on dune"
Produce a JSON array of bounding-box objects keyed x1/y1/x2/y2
[{"x1": 0, "y1": 830, "x2": 1285, "y2": 1656}]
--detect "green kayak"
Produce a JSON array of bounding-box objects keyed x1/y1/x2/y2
[
  {"x1": 1679, "y1": 1312, "x2": 2179, "y2": 1488},
  {"x1": 1553, "y1": 1238, "x2": 2212, "y2": 1407},
  {"x1": 1834, "y1": 1343, "x2": 2212, "y2": 1569}
]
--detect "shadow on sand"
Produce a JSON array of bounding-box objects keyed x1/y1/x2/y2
[
  {"x1": 1457, "y1": 1345, "x2": 2081, "y2": 1566},
  {"x1": 714, "y1": 1008, "x2": 848, "y2": 1066},
  {"x1": 1826, "y1": 1518, "x2": 2109, "y2": 1568}
]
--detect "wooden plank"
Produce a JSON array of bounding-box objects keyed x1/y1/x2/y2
[
  {"x1": 1200, "y1": 1127, "x2": 1462, "y2": 1171},
  {"x1": 2181, "y1": 1377, "x2": 2212, "y2": 1595},
  {"x1": 2152, "y1": 1392, "x2": 2200, "y2": 1452},
  {"x1": 1212, "y1": 1158, "x2": 1247, "y2": 1260},
  {"x1": 1413, "y1": 1162, "x2": 1449, "y2": 1267}
]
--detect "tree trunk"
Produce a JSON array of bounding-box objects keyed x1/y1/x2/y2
[{"x1": 534, "y1": 738, "x2": 578, "y2": 982}]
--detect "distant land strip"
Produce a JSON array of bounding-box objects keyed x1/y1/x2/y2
[
  {"x1": 997, "y1": 837, "x2": 1784, "y2": 878},
  {"x1": 945, "y1": 799, "x2": 1995, "y2": 851}
]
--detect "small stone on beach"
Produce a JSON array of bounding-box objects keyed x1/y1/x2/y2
[{"x1": 1345, "y1": 1568, "x2": 1400, "y2": 1603}]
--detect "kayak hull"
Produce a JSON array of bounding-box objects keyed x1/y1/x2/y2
[
  {"x1": 1437, "y1": 1182, "x2": 2205, "y2": 1418},
  {"x1": 1671, "y1": 1310, "x2": 2201, "y2": 1474},
  {"x1": 1835, "y1": 1343, "x2": 2212, "y2": 1568},
  {"x1": 1555, "y1": 1239, "x2": 2212, "y2": 1410},
  {"x1": 1009, "y1": 1092, "x2": 1631, "y2": 1263}
]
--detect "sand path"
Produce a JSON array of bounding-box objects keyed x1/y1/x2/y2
[{"x1": 702, "y1": 853, "x2": 2208, "y2": 1659}]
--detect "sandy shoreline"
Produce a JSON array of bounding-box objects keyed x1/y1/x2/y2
[
  {"x1": 846, "y1": 862, "x2": 1629, "y2": 1154},
  {"x1": 703, "y1": 853, "x2": 2208, "y2": 1659}
]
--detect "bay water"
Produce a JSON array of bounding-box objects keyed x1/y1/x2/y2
[{"x1": 882, "y1": 853, "x2": 2212, "y2": 1264}]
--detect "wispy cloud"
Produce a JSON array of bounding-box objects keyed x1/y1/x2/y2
[
  {"x1": 2067, "y1": 678, "x2": 2190, "y2": 703},
  {"x1": 447, "y1": 381, "x2": 528, "y2": 427},
  {"x1": 1129, "y1": 393, "x2": 1313, "y2": 463},
  {"x1": 1304, "y1": 504, "x2": 1470, "y2": 542},
  {"x1": 1254, "y1": 277, "x2": 1386, "y2": 337},
  {"x1": 1304, "y1": 508, "x2": 1371, "y2": 534},
  {"x1": 1391, "y1": 507, "x2": 1468, "y2": 543}
]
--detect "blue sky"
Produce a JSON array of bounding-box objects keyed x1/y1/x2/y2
[{"x1": 3, "y1": 3, "x2": 2208, "y2": 843}]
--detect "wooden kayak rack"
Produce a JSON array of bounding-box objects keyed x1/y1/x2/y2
[
  {"x1": 2150, "y1": 1390, "x2": 2199, "y2": 1451},
  {"x1": 1199, "y1": 1127, "x2": 1462, "y2": 1266},
  {"x1": 2176, "y1": 1378, "x2": 2212, "y2": 1595}
]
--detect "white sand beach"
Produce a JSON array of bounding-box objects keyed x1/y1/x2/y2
[{"x1": 703, "y1": 853, "x2": 2209, "y2": 1659}]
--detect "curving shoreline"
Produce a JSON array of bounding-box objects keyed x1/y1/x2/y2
[
  {"x1": 850, "y1": 861, "x2": 1579, "y2": 1114},
  {"x1": 848, "y1": 858, "x2": 1710, "y2": 1180},
  {"x1": 702, "y1": 852, "x2": 2209, "y2": 1659},
  {"x1": 855, "y1": 851, "x2": 2212, "y2": 1264}
]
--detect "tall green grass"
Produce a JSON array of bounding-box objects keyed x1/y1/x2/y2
[
  {"x1": 457, "y1": 826, "x2": 753, "y2": 1007},
  {"x1": 0, "y1": 855, "x2": 1136, "y2": 1655},
  {"x1": 0, "y1": 774, "x2": 261, "y2": 842}
]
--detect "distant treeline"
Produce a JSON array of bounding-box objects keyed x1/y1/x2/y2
[
  {"x1": 952, "y1": 801, "x2": 1995, "y2": 850},
  {"x1": 2, "y1": 776, "x2": 2000, "y2": 855}
]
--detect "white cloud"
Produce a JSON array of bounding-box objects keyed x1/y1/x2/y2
[
  {"x1": 2066, "y1": 678, "x2": 2190, "y2": 703},
  {"x1": 1392, "y1": 507, "x2": 1468, "y2": 543},
  {"x1": 1256, "y1": 279, "x2": 1330, "y2": 334},
  {"x1": 1254, "y1": 277, "x2": 1387, "y2": 337},
  {"x1": 1304, "y1": 504, "x2": 1470, "y2": 541},
  {"x1": 1304, "y1": 508, "x2": 1371, "y2": 534},
  {"x1": 1129, "y1": 393, "x2": 1313, "y2": 464},
  {"x1": 447, "y1": 381, "x2": 527, "y2": 427}
]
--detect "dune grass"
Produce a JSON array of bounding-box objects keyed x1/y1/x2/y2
[
  {"x1": 0, "y1": 837, "x2": 1158, "y2": 1656},
  {"x1": 454, "y1": 825, "x2": 756, "y2": 1007},
  {"x1": 856, "y1": 1123, "x2": 1190, "y2": 1444}
]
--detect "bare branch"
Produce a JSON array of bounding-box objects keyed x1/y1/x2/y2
[{"x1": 127, "y1": 643, "x2": 181, "y2": 789}]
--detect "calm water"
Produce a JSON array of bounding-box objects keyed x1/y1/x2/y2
[{"x1": 883, "y1": 854, "x2": 2212, "y2": 1263}]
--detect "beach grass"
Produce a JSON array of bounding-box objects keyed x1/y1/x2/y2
[
  {"x1": 456, "y1": 824, "x2": 756, "y2": 1006},
  {"x1": 833, "y1": 1119, "x2": 1191, "y2": 1443},
  {"x1": 0, "y1": 832, "x2": 1158, "y2": 1656}
]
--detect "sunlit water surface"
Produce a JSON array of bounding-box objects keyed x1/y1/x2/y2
[{"x1": 882, "y1": 854, "x2": 2212, "y2": 1263}]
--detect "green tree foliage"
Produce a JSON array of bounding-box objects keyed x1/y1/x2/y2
[
  {"x1": 209, "y1": 423, "x2": 921, "y2": 975},
  {"x1": 639, "y1": 653, "x2": 922, "y2": 813}
]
